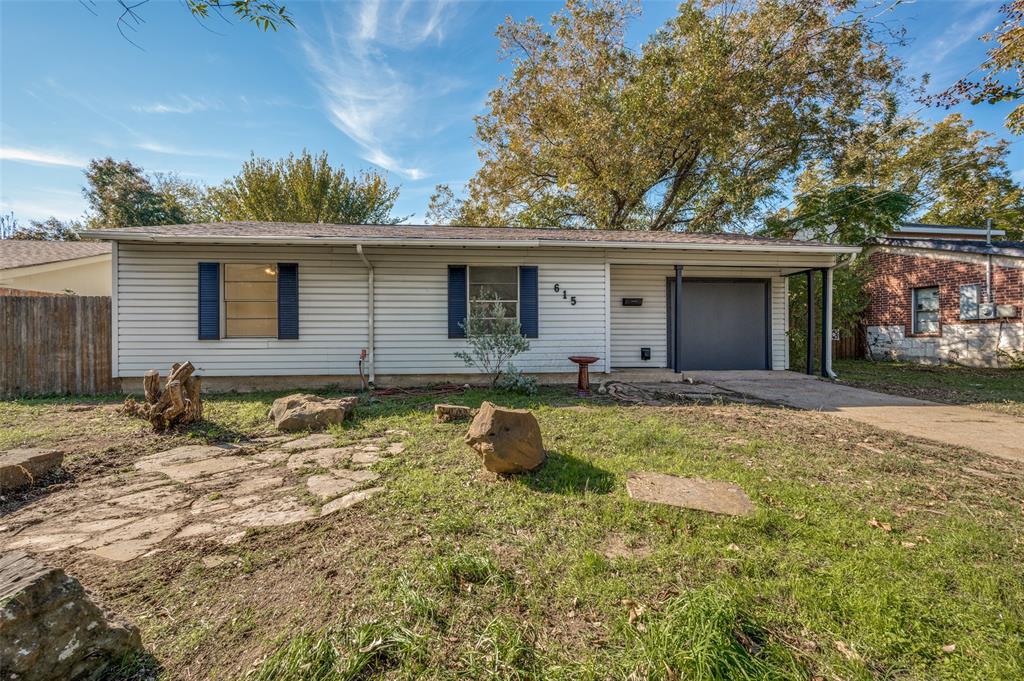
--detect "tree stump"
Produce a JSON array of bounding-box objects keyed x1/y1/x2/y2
[{"x1": 122, "y1": 361, "x2": 203, "y2": 432}]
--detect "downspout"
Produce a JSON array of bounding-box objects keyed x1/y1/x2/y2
[
  {"x1": 355, "y1": 244, "x2": 375, "y2": 384},
  {"x1": 824, "y1": 252, "x2": 857, "y2": 379},
  {"x1": 986, "y1": 218, "x2": 993, "y2": 304}
]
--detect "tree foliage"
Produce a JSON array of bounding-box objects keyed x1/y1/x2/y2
[
  {"x1": 84, "y1": 158, "x2": 187, "y2": 229},
  {"x1": 207, "y1": 150, "x2": 404, "y2": 224},
  {"x1": 185, "y1": 1, "x2": 293, "y2": 32},
  {"x1": 89, "y1": 0, "x2": 293, "y2": 49},
  {"x1": 433, "y1": 0, "x2": 898, "y2": 231},
  {"x1": 788, "y1": 113, "x2": 1024, "y2": 239},
  {"x1": 6, "y1": 217, "x2": 84, "y2": 241},
  {"x1": 926, "y1": 1, "x2": 1024, "y2": 134}
]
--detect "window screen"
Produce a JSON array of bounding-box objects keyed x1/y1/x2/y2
[
  {"x1": 959, "y1": 284, "x2": 980, "y2": 320},
  {"x1": 225, "y1": 263, "x2": 278, "y2": 337},
  {"x1": 912, "y1": 286, "x2": 939, "y2": 334},
  {"x1": 468, "y1": 266, "x2": 519, "y2": 332}
]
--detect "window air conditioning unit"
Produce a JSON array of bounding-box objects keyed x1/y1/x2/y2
[{"x1": 978, "y1": 303, "x2": 997, "y2": 319}]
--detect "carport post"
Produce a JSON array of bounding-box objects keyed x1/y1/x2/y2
[
  {"x1": 805, "y1": 269, "x2": 814, "y2": 375},
  {"x1": 674, "y1": 265, "x2": 684, "y2": 372},
  {"x1": 822, "y1": 267, "x2": 833, "y2": 378}
]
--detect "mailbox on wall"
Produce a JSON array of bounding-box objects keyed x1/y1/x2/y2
[{"x1": 622, "y1": 298, "x2": 643, "y2": 306}]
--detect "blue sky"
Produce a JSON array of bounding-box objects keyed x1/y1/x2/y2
[{"x1": 1, "y1": 0, "x2": 1020, "y2": 225}]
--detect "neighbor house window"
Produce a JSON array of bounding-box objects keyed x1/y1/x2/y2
[
  {"x1": 959, "y1": 284, "x2": 980, "y2": 320},
  {"x1": 468, "y1": 266, "x2": 518, "y2": 331},
  {"x1": 225, "y1": 263, "x2": 278, "y2": 337},
  {"x1": 912, "y1": 286, "x2": 939, "y2": 334}
]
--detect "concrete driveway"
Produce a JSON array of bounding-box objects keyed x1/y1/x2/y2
[{"x1": 686, "y1": 370, "x2": 1024, "y2": 464}]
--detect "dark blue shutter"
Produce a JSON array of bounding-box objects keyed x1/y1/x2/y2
[
  {"x1": 198, "y1": 262, "x2": 220, "y2": 340},
  {"x1": 519, "y1": 266, "x2": 539, "y2": 339},
  {"x1": 448, "y1": 265, "x2": 467, "y2": 338},
  {"x1": 277, "y1": 263, "x2": 299, "y2": 340}
]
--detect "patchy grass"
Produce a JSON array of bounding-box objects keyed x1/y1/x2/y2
[
  {"x1": 3, "y1": 387, "x2": 1023, "y2": 680},
  {"x1": 835, "y1": 359, "x2": 1024, "y2": 417}
]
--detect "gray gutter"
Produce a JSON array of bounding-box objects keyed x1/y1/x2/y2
[{"x1": 80, "y1": 231, "x2": 861, "y2": 256}]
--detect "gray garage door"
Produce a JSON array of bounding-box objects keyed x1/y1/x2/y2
[{"x1": 667, "y1": 279, "x2": 769, "y2": 371}]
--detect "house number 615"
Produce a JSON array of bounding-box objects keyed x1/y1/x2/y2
[{"x1": 553, "y1": 283, "x2": 576, "y2": 306}]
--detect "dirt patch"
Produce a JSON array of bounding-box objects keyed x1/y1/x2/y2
[{"x1": 601, "y1": 533, "x2": 652, "y2": 560}]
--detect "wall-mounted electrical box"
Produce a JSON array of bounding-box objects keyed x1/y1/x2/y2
[
  {"x1": 996, "y1": 304, "x2": 1019, "y2": 318},
  {"x1": 979, "y1": 303, "x2": 997, "y2": 319},
  {"x1": 622, "y1": 298, "x2": 643, "y2": 306},
  {"x1": 640, "y1": 347, "x2": 651, "y2": 361}
]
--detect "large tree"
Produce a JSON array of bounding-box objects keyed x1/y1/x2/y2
[
  {"x1": 207, "y1": 150, "x2": 404, "y2": 224},
  {"x1": 785, "y1": 113, "x2": 1024, "y2": 239},
  {"x1": 84, "y1": 158, "x2": 188, "y2": 229},
  {"x1": 432, "y1": 0, "x2": 899, "y2": 231}
]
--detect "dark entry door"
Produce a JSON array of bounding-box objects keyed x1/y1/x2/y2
[{"x1": 667, "y1": 279, "x2": 769, "y2": 371}]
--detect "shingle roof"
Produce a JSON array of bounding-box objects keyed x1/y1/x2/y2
[
  {"x1": 82, "y1": 221, "x2": 854, "y2": 252},
  {"x1": 0, "y1": 240, "x2": 111, "y2": 270},
  {"x1": 870, "y1": 237, "x2": 1024, "y2": 259}
]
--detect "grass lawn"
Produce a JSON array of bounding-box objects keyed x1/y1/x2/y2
[
  {"x1": 1, "y1": 388, "x2": 1022, "y2": 680},
  {"x1": 834, "y1": 359, "x2": 1024, "y2": 418}
]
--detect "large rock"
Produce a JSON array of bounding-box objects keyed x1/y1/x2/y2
[
  {"x1": 464, "y1": 401, "x2": 546, "y2": 474},
  {"x1": 0, "y1": 448, "x2": 63, "y2": 491},
  {"x1": 0, "y1": 551, "x2": 142, "y2": 680},
  {"x1": 269, "y1": 394, "x2": 358, "y2": 432}
]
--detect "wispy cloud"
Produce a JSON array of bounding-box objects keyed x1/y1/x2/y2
[
  {"x1": 0, "y1": 146, "x2": 86, "y2": 168},
  {"x1": 133, "y1": 95, "x2": 219, "y2": 114},
  {"x1": 908, "y1": 2, "x2": 999, "y2": 86},
  {"x1": 134, "y1": 140, "x2": 235, "y2": 159},
  {"x1": 299, "y1": 0, "x2": 458, "y2": 180}
]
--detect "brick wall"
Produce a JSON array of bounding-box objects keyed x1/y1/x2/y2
[{"x1": 864, "y1": 250, "x2": 1023, "y2": 333}]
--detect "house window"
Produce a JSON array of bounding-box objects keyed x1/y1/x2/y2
[
  {"x1": 912, "y1": 286, "x2": 939, "y2": 334},
  {"x1": 959, "y1": 284, "x2": 980, "y2": 320},
  {"x1": 224, "y1": 263, "x2": 277, "y2": 337},
  {"x1": 468, "y1": 266, "x2": 518, "y2": 331}
]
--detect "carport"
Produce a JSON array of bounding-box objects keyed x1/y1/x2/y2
[{"x1": 609, "y1": 248, "x2": 852, "y2": 375}]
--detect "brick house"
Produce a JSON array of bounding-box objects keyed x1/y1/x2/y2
[{"x1": 863, "y1": 224, "x2": 1023, "y2": 367}]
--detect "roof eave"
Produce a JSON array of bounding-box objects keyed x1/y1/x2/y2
[{"x1": 80, "y1": 230, "x2": 860, "y2": 256}]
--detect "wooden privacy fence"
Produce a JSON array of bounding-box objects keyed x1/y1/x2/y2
[
  {"x1": 831, "y1": 326, "x2": 865, "y2": 360},
  {"x1": 1, "y1": 295, "x2": 116, "y2": 398}
]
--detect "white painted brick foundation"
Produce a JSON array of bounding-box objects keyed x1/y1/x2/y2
[{"x1": 867, "y1": 323, "x2": 1024, "y2": 367}]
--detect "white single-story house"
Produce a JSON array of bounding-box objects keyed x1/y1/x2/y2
[
  {"x1": 83, "y1": 223, "x2": 858, "y2": 391},
  {"x1": 0, "y1": 241, "x2": 112, "y2": 296}
]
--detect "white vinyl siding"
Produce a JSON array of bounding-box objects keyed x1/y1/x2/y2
[
  {"x1": 371, "y1": 247, "x2": 606, "y2": 375},
  {"x1": 610, "y1": 265, "x2": 669, "y2": 368},
  {"x1": 116, "y1": 243, "x2": 368, "y2": 377},
  {"x1": 113, "y1": 243, "x2": 837, "y2": 378}
]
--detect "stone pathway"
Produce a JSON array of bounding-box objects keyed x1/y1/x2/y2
[{"x1": 0, "y1": 431, "x2": 407, "y2": 562}]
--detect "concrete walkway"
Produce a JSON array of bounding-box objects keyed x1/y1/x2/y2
[{"x1": 686, "y1": 370, "x2": 1024, "y2": 463}]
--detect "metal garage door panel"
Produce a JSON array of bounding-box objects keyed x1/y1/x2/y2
[{"x1": 674, "y1": 281, "x2": 768, "y2": 370}]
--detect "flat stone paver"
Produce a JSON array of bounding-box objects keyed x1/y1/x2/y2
[
  {"x1": 2, "y1": 430, "x2": 404, "y2": 560},
  {"x1": 320, "y1": 487, "x2": 384, "y2": 516},
  {"x1": 687, "y1": 370, "x2": 1024, "y2": 463},
  {"x1": 626, "y1": 472, "x2": 755, "y2": 516},
  {"x1": 281, "y1": 434, "x2": 337, "y2": 451},
  {"x1": 0, "y1": 448, "x2": 64, "y2": 490}
]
